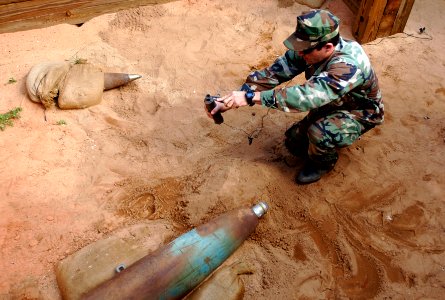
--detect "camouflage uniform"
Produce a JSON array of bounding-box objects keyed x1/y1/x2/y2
[{"x1": 242, "y1": 10, "x2": 383, "y2": 164}]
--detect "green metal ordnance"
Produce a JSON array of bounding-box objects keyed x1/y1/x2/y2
[{"x1": 82, "y1": 202, "x2": 269, "y2": 300}]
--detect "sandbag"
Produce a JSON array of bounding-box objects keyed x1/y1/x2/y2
[
  {"x1": 25, "y1": 61, "x2": 71, "y2": 108},
  {"x1": 26, "y1": 62, "x2": 104, "y2": 109},
  {"x1": 297, "y1": 0, "x2": 325, "y2": 8},
  {"x1": 55, "y1": 221, "x2": 175, "y2": 300},
  {"x1": 58, "y1": 63, "x2": 104, "y2": 109},
  {"x1": 186, "y1": 261, "x2": 254, "y2": 300}
]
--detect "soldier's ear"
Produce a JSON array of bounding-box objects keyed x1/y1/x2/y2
[{"x1": 324, "y1": 43, "x2": 335, "y2": 53}]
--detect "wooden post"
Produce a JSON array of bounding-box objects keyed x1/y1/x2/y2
[
  {"x1": 349, "y1": 0, "x2": 415, "y2": 44},
  {"x1": 0, "y1": 0, "x2": 178, "y2": 34},
  {"x1": 390, "y1": 0, "x2": 416, "y2": 35},
  {"x1": 353, "y1": 0, "x2": 387, "y2": 44}
]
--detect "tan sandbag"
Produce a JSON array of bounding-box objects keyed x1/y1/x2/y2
[
  {"x1": 297, "y1": 0, "x2": 325, "y2": 8},
  {"x1": 55, "y1": 221, "x2": 175, "y2": 300},
  {"x1": 25, "y1": 61, "x2": 71, "y2": 108},
  {"x1": 186, "y1": 261, "x2": 254, "y2": 300},
  {"x1": 58, "y1": 63, "x2": 104, "y2": 109}
]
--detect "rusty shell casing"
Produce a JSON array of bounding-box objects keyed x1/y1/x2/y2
[
  {"x1": 103, "y1": 73, "x2": 141, "y2": 91},
  {"x1": 82, "y1": 202, "x2": 269, "y2": 300}
]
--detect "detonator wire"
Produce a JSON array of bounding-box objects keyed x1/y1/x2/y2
[
  {"x1": 222, "y1": 108, "x2": 272, "y2": 145},
  {"x1": 365, "y1": 29, "x2": 433, "y2": 46}
]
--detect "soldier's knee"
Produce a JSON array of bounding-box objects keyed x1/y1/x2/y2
[{"x1": 307, "y1": 123, "x2": 325, "y2": 145}]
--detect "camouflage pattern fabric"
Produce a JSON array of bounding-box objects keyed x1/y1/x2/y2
[
  {"x1": 284, "y1": 9, "x2": 340, "y2": 51},
  {"x1": 307, "y1": 111, "x2": 367, "y2": 161},
  {"x1": 285, "y1": 109, "x2": 372, "y2": 162},
  {"x1": 245, "y1": 37, "x2": 383, "y2": 125},
  {"x1": 243, "y1": 37, "x2": 383, "y2": 162}
]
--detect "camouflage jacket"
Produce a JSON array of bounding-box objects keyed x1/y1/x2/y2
[{"x1": 244, "y1": 37, "x2": 384, "y2": 125}]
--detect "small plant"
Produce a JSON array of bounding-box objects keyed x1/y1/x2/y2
[
  {"x1": 74, "y1": 58, "x2": 87, "y2": 64},
  {"x1": 56, "y1": 119, "x2": 67, "y2": 125},
  {"x1": 0, "y1": 107, "x2": 22, "y2": 131},
  {"x1": 6, "y1": 77, "x2": 17, "y2": 85}
]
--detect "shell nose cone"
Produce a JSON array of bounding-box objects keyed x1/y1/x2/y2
[
  {"x1": 128, "y1": 74, "x2": 142, "y2": 81},
  {"x1": 252, "y1": 201, "x2": 269, "y2": 218},
  {"x1": 103, "y1": 73, "x2": 142, "y2": 90}
]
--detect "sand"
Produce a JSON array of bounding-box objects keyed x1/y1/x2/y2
[{"x1": 0, "y1": 0, "x2": 444, "y2": 298}]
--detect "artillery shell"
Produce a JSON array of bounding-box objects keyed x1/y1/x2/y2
[
  {"x1": 83, "y1": 202, "x2": 269, "y2": 300},
  {"x1": 103, "y1": 73, "x2": 142, "y2": 90}
]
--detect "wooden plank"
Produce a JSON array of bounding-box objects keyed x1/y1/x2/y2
[
  {"x1": 377, "y1": 0, "x2": 403, "y2": 38},
  {"x1": 352, "y1": 0, "x2": 415, "y2": 43},
  {"x1": 391, "y1": 0, "x2": 415, "y2": 34},
  {"x1": 352, "y1": 0, "x2": 387, "y2": 44},
  {"x1": 0, "y1": 0, "x2": 178, "y2": 34},
  {"x1": 353, "y1": 0, "x2": 371, "y2": 42},
  {"x1": 0, "y1": 1, "x2": 28, "y2": 5}
]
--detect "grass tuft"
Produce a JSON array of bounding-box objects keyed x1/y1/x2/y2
[
  {"x1": 6, "y1": 77, "x2": 17, "y2": 85},
  {"x1": 74, "y1": 58, "x2": 87, "y2": 64},
  {"x1": 56, "y1": 119, "x2": 67, "y2": 125},
  {"x1": 0, "y1": 107, "x2": 22, "y2": 131}
]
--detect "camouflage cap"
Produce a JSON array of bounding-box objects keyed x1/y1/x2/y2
[{"x1": 284, "y1": 9, "x2": 340, "y2": 52}]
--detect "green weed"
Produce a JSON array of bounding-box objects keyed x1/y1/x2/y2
[
  {"x1": 74, "y1": 58, "x2": 87, "y2": 64},
  {"x1": 56, "y1": 119, "x2": 67, "y2": 125},
  {"x1": 6, "y1": 77, "x2": 17, "y2": 85},
  {"x1": 0, "y1": 107, "x2": 22, "y2": 131}
]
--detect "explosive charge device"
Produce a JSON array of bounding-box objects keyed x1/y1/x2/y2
[{"x1": 204, "y1": 94, "x2": 224, "y2": 124}]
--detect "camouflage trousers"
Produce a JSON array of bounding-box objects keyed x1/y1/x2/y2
[{"x1": 285, "y1": 110, "x2": 374, "y2": 163}]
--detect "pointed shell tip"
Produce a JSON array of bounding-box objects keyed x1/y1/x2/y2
[{"x1": 252, "y1": 201, "x2": 269, "y2": 218}]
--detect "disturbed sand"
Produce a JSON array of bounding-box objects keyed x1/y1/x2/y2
[{"x1": 0, "y1": 0, "x2": 444, "y2": 298}]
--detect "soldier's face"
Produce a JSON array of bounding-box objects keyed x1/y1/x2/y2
[{"x1": 299, "y1": 43, "x2": 334, "y2": 65}]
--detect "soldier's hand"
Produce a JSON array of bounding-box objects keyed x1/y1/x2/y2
[
  {"x1": 205, "y1": 91, "x2": 250, "y2": 119},
  {"x1": 217, "y1": 91, "x2": 249, "y2": 110}
]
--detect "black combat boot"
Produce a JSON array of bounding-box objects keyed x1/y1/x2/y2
[{"x1": 296, "y1": 154, "x2": 338, "y2": 184}]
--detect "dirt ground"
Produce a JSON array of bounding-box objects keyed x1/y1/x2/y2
[{"x1": 0, "y1": 0, "x2": 444, "y2": 299}]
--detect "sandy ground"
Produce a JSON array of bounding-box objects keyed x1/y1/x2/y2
[{"x1": 0, "y1": 0, "x2": 444, "y2": 299}]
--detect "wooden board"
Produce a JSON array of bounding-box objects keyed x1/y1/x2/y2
[
  {"x1": 391, "y1": 0, "x2": 415, "y2": 35},
  {"x1": 0, "y1": 1, "x2": 28, "y2": 4},
  {"x1": 353, "y1": 0, "x2": 387, "y2": 43},
  {"x1": 352, "y1": 0, "x2": 415, "y2": 43},
  {"x1": 377, "y1": 0, "x2": 403, "y2": 38},
  {"x1": 0, "y1": 0, "x2": 178, "y2": 34}
]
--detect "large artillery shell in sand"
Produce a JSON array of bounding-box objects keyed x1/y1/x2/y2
[{"x1": 82, "y1": 202, "x2": 269, "y2": 300}]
